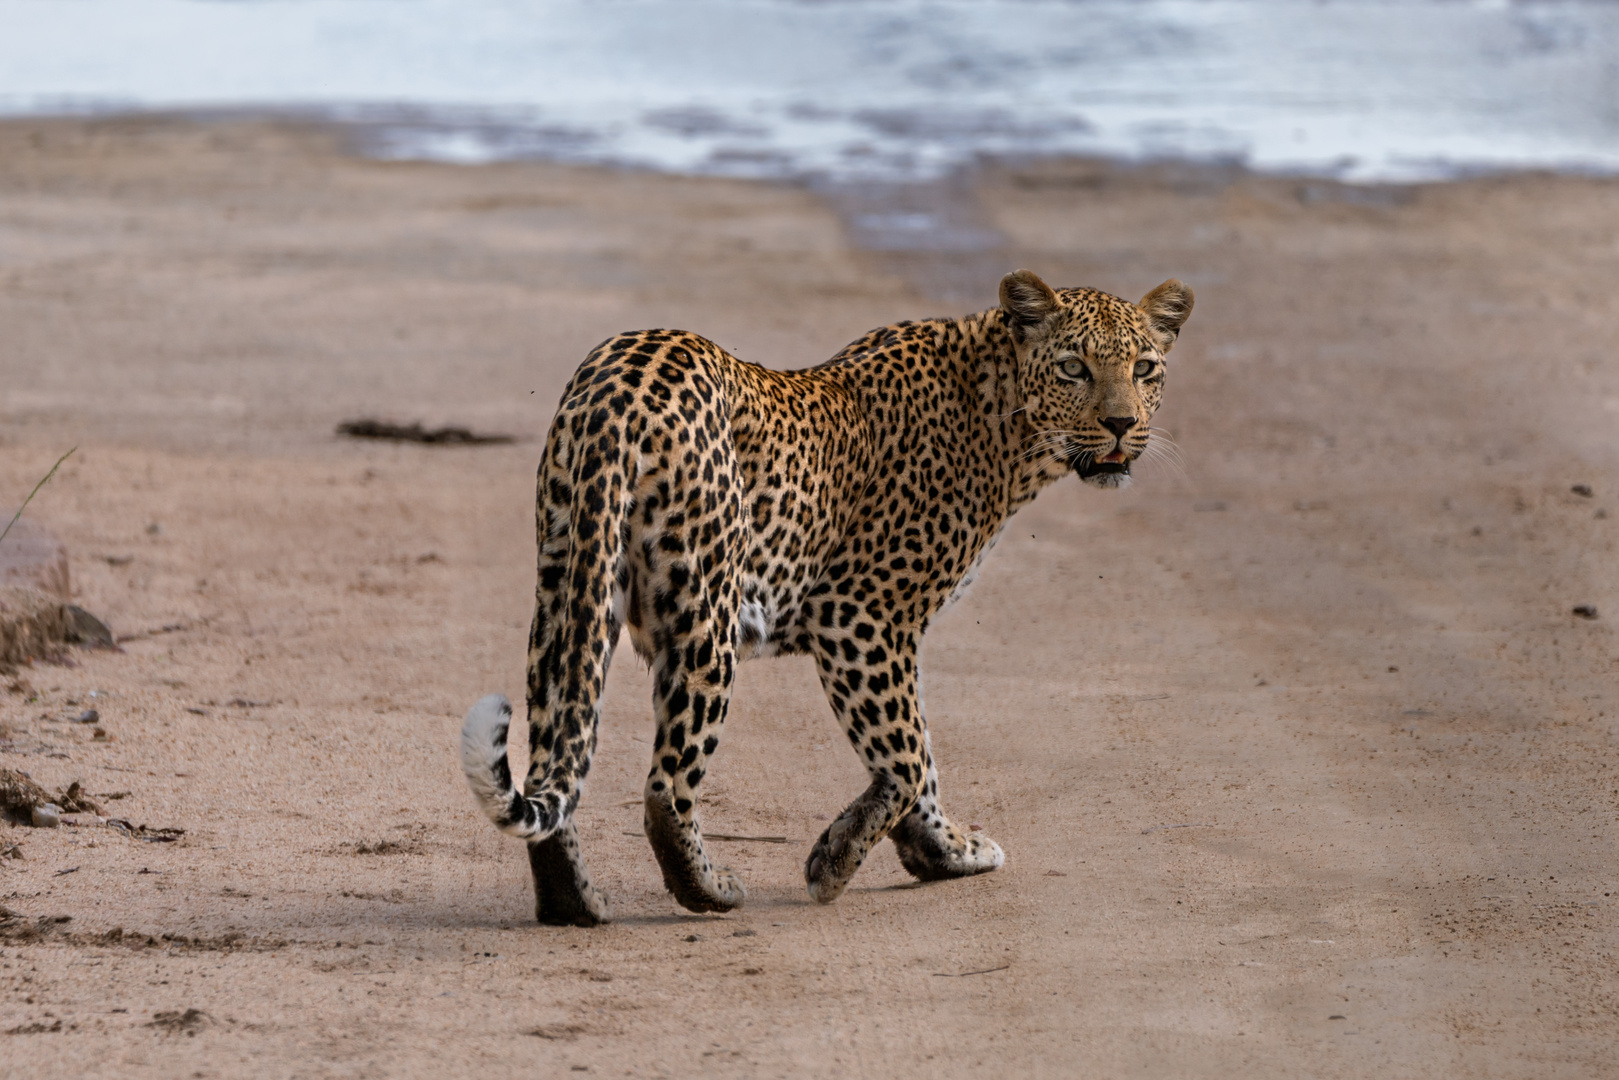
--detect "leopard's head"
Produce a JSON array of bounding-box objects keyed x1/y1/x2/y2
[{"x1": 1001, "y1": 270, "x2": 1194, "y2": 489}]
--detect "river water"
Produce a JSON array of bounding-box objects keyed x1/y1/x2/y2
[{"x1": 1, "y1": 0, "x2": 1616, "y2": 183}]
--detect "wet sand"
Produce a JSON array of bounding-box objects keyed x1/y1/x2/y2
[{"x1": 1, "y1": 117, "x2": 1616, "y2": 1077}]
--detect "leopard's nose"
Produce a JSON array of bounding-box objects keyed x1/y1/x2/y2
[{"x1": 1101, "y1": 416, "x2": 1137, "y2": 438}]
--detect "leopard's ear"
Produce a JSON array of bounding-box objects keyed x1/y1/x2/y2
[
  {"x1": 999, "y1": 269, "x2": 1059, "y2": 342},
  {"x1": 1138, "y1": 279, "x2": 1194, "y2": 351}
]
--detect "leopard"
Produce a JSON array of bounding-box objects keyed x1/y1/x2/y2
[{"x1": 460, "y1": 269, "x2": 1193, "y2": 925}]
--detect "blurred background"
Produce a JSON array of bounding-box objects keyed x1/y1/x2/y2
[{"x1": 2, "y1": 0, "x2": 1617, "y2": 185}]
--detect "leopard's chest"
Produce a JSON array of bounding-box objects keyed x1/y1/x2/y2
[{"x1": 937, "y1": 519, "x2": 1009, "y2": 615}]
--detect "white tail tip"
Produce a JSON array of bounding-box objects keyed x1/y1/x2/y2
[{"x1": 461, "y1": 693, "x2": 516, "y2": 822}]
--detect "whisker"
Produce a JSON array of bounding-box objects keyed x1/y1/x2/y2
[
  {"x1": 1017, "y1": 438, "x2": 1073, "y2": 462},
  {"x1": 1147, "y1": 428, "x2": 1187, "y2": 458},
  {"x1": 1016, "y1": 432, "x2": 1080, "y2": 462},
  {"x1": 1136, "y1": 435, "x2": 1188, "y2": 481},
  {"x1": 1016, "y1": 427, "x2": 1077, "y2": 449},
  {"x1": 1018, "y1": 447, "x2": 1065, "y2": 481},
  {"x1": 1017, "y1": 448, "x2": 1063, "y2": 465},
  {"x1": 1146, "y1": 429, "x2": 1187, "y2": 467},
  {"x1": 1019, "y1": 432, "x2": 1075, "y2": 448}
]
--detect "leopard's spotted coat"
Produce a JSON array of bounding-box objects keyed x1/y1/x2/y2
[{"x1": 461, "y1": 270, "x2": 1193, "y2": 924}]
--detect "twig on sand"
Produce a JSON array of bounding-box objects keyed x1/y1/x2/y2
[
  {"x1": 114, "y1": 622, "x2": 190, "y2": 645},
  {"x1": 933, "y1": 964, "x2": 1010, "y2": 977},
  {"x1": 1141, "y1": 822, "x2": 1214, "y2": 835},
  {"x1": 0, "y1": 447, "x2": 76, "y2": 547}
]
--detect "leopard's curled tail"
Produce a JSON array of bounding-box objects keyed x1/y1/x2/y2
[
  {"x1": 460, "y1": 354, "x2": 637, "y2": 841},
  {"x1": 459, "y1": 694, "x2": 538, "y2": 837}
]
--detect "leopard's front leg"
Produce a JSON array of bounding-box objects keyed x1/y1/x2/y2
[
  {"x1": 805, "y1": 626, "x2": 942, "y2": 903},
  {"x1": 887, "y1": 740, "x2": 1005, "y2": 881}
]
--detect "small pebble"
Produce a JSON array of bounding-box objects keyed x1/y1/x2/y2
[
  {"x1": 684, "y1": 933, "x2": 702, "y2": 943},
  {"x1": 31, "y1": 803, "x2": 61, "y2": 828},
  {"x1": 74, "y1": 709, "x2": 99, "y2": 724},
  {"x1": 1571, "y1": 484, "x2": 1594, "y2": 498},
  {"x1": 1573, "y1": 605, "x2": 1598, "y2": 620},
  {"x1": 92, "y1": 728, "x2": 112, "y2": 742}
]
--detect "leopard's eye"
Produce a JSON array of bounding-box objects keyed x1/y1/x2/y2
[
  {"x1": 1060, "y1": 358, "x2": 1091, "y2": 381},
  {"x1": 1134, "y1": 358, "x2": 1157, "y2": 378}
]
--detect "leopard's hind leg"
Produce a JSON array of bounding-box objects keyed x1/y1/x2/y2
[
  {"x1": 641, "y1": 614, "x2": 745, "y2": 913},
  {"x1": 517, "y1": 435, "x2": 621, "y2": 926},
  {"x1": 526, "y1": 820, "x2": 609, "y2": 927},
  {"x1": 521, "y1": 613, "x2": 612, "y2": 926},
  {"x1": 460, "y1": 414, "x2": 627, "y2": 925},
  {"x1": 631, "y1": 445, "x2": 747, "y2": 913}
]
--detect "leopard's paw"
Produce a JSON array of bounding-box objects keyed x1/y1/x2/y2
[
  {"x1": 804, "y1": 816, "x2": 863, "y2": 904},
  {"x1": 892, "y1": 820, "x2": 1005, "y2": 881},
  {"x1": 529, "y1": 830, "x2": 612, "y2": 927},
  {"x1": 670, "y1": 864, "x2": 746, "y2": 914},
  {"x1": 537, "y1": 878, "x2": 611, "y2": 927},
  {"x1": 645, "y1": 796, "x2": 746, "y2": 913},
  {"x1": 960, "y1": 832, "x2": 1006, "y2": 874},
  {"x1": 708, "y1": 866, "x2": 748, "y2": 910}
]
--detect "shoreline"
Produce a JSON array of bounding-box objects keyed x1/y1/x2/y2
[{"x1": 11, "y1": 103, "x2": 1618, "y2": 192}]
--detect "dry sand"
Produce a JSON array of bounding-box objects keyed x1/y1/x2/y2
[{"x1": 0, "y1": 117, "x2": 1616, "y2": 1078}]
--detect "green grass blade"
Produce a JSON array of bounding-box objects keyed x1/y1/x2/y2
[{"x1": 0, "y1": 447, "x2": 77, "y2": 548}]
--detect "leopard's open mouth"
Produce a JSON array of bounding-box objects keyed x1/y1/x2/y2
[
  {"x1": 1077, "y1": 459, "x2": 1130, "y2": 478},
  {"x1": 1071, "y1": 446, "x2": 1132, "y2": 478}
]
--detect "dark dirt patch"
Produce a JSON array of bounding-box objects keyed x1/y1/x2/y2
[
  {"x1": 0, "y1": 911, "x2": 283, "y2": 953},
  {"x1": 350, "y1": 838, "x2": 424, "y2": 856},
  {"x1": 147, "y1": 1008, "x2": 210, "y2": 1035},
  {"x1": 106, "y1": 819, "x2": 185, "y2": 842},
  {"x1": 336, "y1": 419, "x2": 514, "y2": 446}
]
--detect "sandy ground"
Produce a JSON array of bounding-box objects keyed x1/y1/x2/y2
[{"x1": 0, "y1": 117, "x2": 1616, "y2": 1078}]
